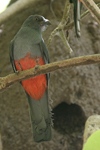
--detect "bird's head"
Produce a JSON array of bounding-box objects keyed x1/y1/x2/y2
[{"x1": 22, "y1": 15, "x2": 51, "y2": 32}]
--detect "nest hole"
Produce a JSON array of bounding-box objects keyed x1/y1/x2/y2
[{"x1": 52, "y1": 102, "x2": 86, "y2": 135}]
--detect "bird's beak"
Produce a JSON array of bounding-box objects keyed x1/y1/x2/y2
[{"x1": 43, "y1": 19, "x2": 51, "y2": 25}]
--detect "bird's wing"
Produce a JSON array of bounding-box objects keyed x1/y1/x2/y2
[
  {"x1": 40, "y1": 40, "x2": 50, "y2": 64},
  {"x1": 9, "y1": 40, "x2": 17, "y2": 72},
  {"x1": 39, "y1": 40, "x2": 50, "y2": 85}
]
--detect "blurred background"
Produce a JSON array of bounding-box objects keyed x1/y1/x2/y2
[
  {"x1": 0, "y1": 0, "x2": 100, "y2": 150},
  {"x1": 0, "y1": 0, "x2": 10, "y2": 13}
]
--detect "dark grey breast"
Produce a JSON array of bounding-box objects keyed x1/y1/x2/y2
[{"x1": 13, "y1": 27, "x2": 43, "y2": 60}]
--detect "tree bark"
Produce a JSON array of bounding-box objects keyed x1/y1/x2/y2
[
  {"x1": 0, "y1": 54, "x2": 100, "y2": 92},
  {"x1": 81, "y1": 0, "x2": 100, "y2": 24}
]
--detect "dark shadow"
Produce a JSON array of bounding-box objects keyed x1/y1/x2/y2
[{"x1": 52, "y1": 102, "x2": 86, "y2": 135}]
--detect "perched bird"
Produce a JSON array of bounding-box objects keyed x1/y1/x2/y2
[
  {"x1": 70, "y1": 0, "x2": 82, "y2": 37},
  {"x1": 9, "y1": 15, "x2": 52, "y2": 142}
]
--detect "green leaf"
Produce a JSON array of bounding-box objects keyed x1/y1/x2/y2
[{"x1": 83, "y1": 129, "x2": 100, "y2": 150}]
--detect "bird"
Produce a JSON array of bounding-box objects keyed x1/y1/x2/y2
[
  {"x1": 70, "y1": 0, "x2": 82, "y2": 37},
  {"x1": 9, "y1": 15, "x2": 52, "y2": 143}
]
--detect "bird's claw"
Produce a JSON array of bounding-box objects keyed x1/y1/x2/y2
[
  {"x1": 15, "y1": 70, "x2": 19, "y2": 75},
  {"x1": 34, "y1": 65, "x2": 39, "y2": 72}
]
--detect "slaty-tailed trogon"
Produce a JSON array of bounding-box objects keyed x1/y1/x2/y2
[
  {"x1": 70, "y1": 0, "x2": 82, "y2": 37},
  {"x1": 9, "y1": 15, "x2": 52, "y2": 143}
]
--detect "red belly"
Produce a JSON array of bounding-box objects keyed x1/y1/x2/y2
[{"x1": 14, "y1": 52, "x2": 47, "y2": 100}]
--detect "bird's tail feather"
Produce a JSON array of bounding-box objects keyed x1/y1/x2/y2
[
  {"x1": 26, "y1": 90, "x2": 52, "y2": 142},
  {"x1": 70, "y1": 0, "x2": 82, "y2": 37},
  {"x1": 74, "y1": 0, "x2": 81, "y2": 37}
]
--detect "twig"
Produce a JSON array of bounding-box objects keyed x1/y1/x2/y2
[
  {"x1": 61, "y1": 0, "x2": 70, "y2": 25},
  {"x1": 47, "y1": 0, "x2": 72, "y2": 53},
  {"x1": 48, "y1": 2, "x2": 100, "y2": 46},
  {"x1": 50, "y1": 0, "x2": 57, "y2": 18},
  {"x1": 64, "y1": 2, "x2": 100, "y2": 31},
  {"x1": 0, "y1": 54, "x2": 100, "y2": 92},
  {"x1": 64, "y1": 7, "x2": 91, "y2": 31},
  {"x1": 59, "y1": 30, "x2": 73, "y2": 53},
  {"x1": 0, "y1": 0, "x2": 99, "y2": 26},
  {"x1": 81, "y1": 0, "x2": 100, "y2": 24}
]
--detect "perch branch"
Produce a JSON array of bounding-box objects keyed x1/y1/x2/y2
[
  {"x1": 0, "y1": 54, "x2": 100, "y2": 92},
  {"x1": 81, "y1": 0, "x2": 100, "y2": 24}
]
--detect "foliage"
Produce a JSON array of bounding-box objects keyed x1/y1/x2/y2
[{"x1": 83, "y1": 129, "x2": 100, "y2": 150}]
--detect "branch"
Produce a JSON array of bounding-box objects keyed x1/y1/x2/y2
[
  {"x1": 47, "y1": 0, "x2": 72, "y2": 53},
  {"x1": 64, "y1": 2, "x2": 100, "y2": 31},
  {"x1": 81, "y1": 0, "x2": 100, "y2": 24},
  {"x1": 47, "y1": 1, "x2": 100, "y2": 48},
  {"x1": 0, "y1": 54, "x2": 100, "y2": 92},
  {"x1": 0, "y1": 0, "x2": 35, "y2": 25},
  {"x1": 0, "y1": 0, "x2": 100, "y2": 26}
]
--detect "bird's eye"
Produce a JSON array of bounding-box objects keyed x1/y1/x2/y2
[{"x1": 35, "y1": 17, "x2": 39, "y2": 21}]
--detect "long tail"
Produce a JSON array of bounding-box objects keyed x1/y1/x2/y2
[
  {"x1": 26, "y1": 89, "x2": 52, "y2": 142},
  {"x1": 70, "y1": 0, "x2": 82, "y2": 37}
]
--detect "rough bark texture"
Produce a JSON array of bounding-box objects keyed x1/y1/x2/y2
[
  {"x1": 81, "y1": 0, "x2": 100, "y2": 24},
  {"x1": 0, "y1": 0, "x2": 100, "y2": 150},
  {"x1": 1, "y1": 54, "x2": 100, "y2": 93}
]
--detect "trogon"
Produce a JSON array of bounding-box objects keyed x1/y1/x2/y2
[
  {"x1": 9, "y1": 15, "x2": 52, "y2": 142},
  {"x1": 70, "y1": 0, "x2": 82, "y2": 37}
]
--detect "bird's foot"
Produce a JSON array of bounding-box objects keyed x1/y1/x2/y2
[
  {"x1": 34, "y1": 65, "x2": 39, "y2": 72},
  {"x1": 15, "y1": 70, "x2": 19, "y2": 75}
]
